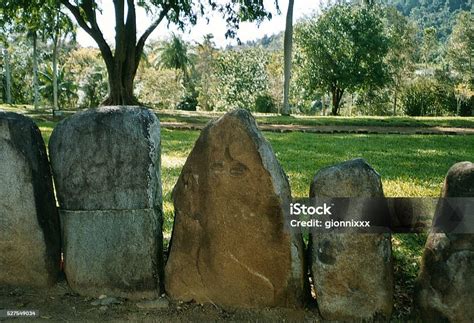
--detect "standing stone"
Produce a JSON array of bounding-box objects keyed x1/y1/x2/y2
[
  {"x1": 388, "y1": 198, "x2": 437, "y2": 232},
  {"x1": 0, "y1": 112, "x2": 60, "y2": 286},
  {"x1": 309, "y1": 158, "x2": 393, "y2": 321},
  {"x1": 165, "y1": 109, "x2": 307, "y2": 308},
  {"x1": 416, "y1": 161, "x2": 474, "y2": 322},
  {"x1": 49, "y1": 106, "x2": 162, "y2": 299}
]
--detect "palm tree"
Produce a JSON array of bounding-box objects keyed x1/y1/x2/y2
[
  {"x1": 282, "y1": 0, "x2": 295, "y2": 116},
  {"x1": 155, "y1": 34, "x2": 194, "y2": 86},
  {"x1": 39, "y1": 64, "x2": 77, "y2": 109}
]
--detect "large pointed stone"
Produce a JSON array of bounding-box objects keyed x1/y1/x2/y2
[
  {"x1": 165, "y1": 109, "x2": 307, "y2": 308},
  {"x1": 416, "y1": 161, "x2": 474, "y2": 322},
  {"x1": 309, "y1": 158, "x2": 393, "y2": 321},
  {"x1": 48, "y1": 106, "x2": 163, "y2": 299},
  {"x1": 0, "y1": 112, "x2": 60, "y2": 287}
]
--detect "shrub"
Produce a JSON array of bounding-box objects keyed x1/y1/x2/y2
[
  {"x1": 401, "y1": 80, "x2": 434, "y2": 116},
  {"x1": 255, "y1": 94, "x2": 275, "y2": 113},
  {"x1": 135, "y1": 68, "x2": 183, "y2": 109},
  {"x1": 401, "y1": 78, "x2": 456, "y2": 116},
  {"x1": 355, "y1": 88, "x2": 392, "y2": 116},
  {"x1": 177, "y1": 89, "x2": 198, "y2": 111},
  {"x1": 458, "y1": 95, "x2": 473, "y2": 116}
]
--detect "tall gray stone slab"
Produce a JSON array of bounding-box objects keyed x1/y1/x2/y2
[
  {"x1": 0, "y1": 112, "x2": 60, "y2": 287},
  {"x1": 49, "y1": 106, "x2": 162, "y2": 299},
  {"x1": 165, "y1": 109, "x2": 308, "y2": 308},
  {"x1": 416, "y1": 161, "x2": 474, "y2": 322},
  {"x1": 309, "y1": 158, "x2": 393, "y2": 321}
]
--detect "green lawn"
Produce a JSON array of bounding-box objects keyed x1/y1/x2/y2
[
  {"x1": 156, "y1": 110, "x2": 474, "y2": 128},
  {"x1": 35, "y1": 119, "x2": 472, "y2": 320},
  {"x1": 161, "y1": 129, "x2": 472, "y2": 227},
  {"x1": 2, "y1": 104, "x2": 474, "y2": 128}
]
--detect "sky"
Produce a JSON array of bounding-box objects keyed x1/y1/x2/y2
[{"x1": 76, "y1": 0, "x2": 321, "y2": 48}]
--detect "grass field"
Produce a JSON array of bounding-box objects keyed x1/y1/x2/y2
[
  {"x1": 3, "y1": 104, "x2": 474, "y2": 128},
  {"x1": 160, "y1": 129, "x2": 472, "y2": 226},
  {"x1": 156, "y1": 110, "x2": 474, "y2": 128},
  {"x1": 29, "y1": 116, "x2": 474, "y2": 320}
]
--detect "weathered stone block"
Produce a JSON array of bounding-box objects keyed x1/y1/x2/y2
[
  {"x1": 388, "y1": 198, "x2": 437, "y2": 232},
  {"x1": 49, "y1": 106, "x2": 162, "y2": 299},
  {"x1": 0, "y1": 112, "x2": 60, "y2": 287},
  {"x1": 417, "y1": 161, "x2": 474, "y2": 322},
  {"x1": 165, "y1": 109, "x2": 307, "y2": 308},
  {"x1": 309, "y1": 158, "x2": 393, "y2": 321}
]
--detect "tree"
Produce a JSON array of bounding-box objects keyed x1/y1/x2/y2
[
  {"x1": 31, "y1": 31, "x2": 40, "y2": 109},
  {"x1": 1, "y1": 0, "x2": 46, "y2": 109},
  {"x1": 64, "y1": 47, "x2": 108, "y2": 108},
  {"x1": 136, "y1": 66, "x2": 184, "y2": 109},
  {"x1": 48, "y1": 6, "x2": 75, "y2": 112},
  {"x1": 60, "y1": 0, "x2": 276, "y2": 106},
  {"x1": 155, "y1": 34, "x2": 193, "y2": 85},
  {"x1": 39, "y1": 64, "x2": 78, "y2": 108},
  {"x1": 383, "y1": 7, "x2": 417, "y2": 115},
  {"x1": 0, "y1": 20, "x2": 11, "y2": 103},
  {"x1": 195, "y1": 34, "x2": 218, "y2": 111},
  {"x1": 1, "y1": 47, "x2": 12, "y2": 104},
  {"x1": 282, "y1": 0, "x2": 294, "y2": 116},
  {"x1": 1, "y1": 33, "x2": 37, "y2": 104},
  {"x1": 155, "y1": 35, "x2": 199, "y2": 110},
  {"x1": 1, "y1": 0, "x2": 75, "y2": 110},
  {"x1": 266, "y1": 51, "x2": 284, "y2": 112},
  {"x1": 447, "y1": 11, "x2": 474, "y2": 83},
  {"x1": 388, "y1": 0, "x2": 472, "y2": 42},
  {"x1": 296, "y1": 4, "x2": 389, "y2": 115},
  {"x1": 421, "y1": 27, "x2": 438, "y2": 67},
  {"x1": 213, "y1": 48, "x2": 269, "y2": 111}
]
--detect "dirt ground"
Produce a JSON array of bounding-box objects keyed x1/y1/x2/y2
[{"x1": 0, "y1": 280, "x2": 321, "y2": 322}]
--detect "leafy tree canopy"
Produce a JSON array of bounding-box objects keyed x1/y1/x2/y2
[
  {"x1": 296, "y1": 3, "x2": 390, "y2": 115},
  {"x1": 384, "y1": 0, "x2": 472, "y2": 40},
  {"x1": 447, "y1": 11, "x2": 474, "y2": 83},
  {"x1": 58, "y1": 0, "x2": 278, "y2": 105}
]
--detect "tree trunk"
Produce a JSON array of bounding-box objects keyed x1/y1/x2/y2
[
  {"x1": 101, "y1": 33, "x2": 140, "y2": 106},
  {"x1": 101, "y1": 0, "x2": 139, "y2": 106},
  {"x1": 103, "y1": 67, "x2": 138, "y2": 106},
  {"x1": 52, "y1": 33, "x2": 59, "y2": 111},
  {"x1": 32, "y1": 32, "x2": 40, "y2": 110},
  {"x1": 282, "y1": 0, "x2": 294, "y2": 116},
  {"x1": 331, "y1": 90, "x2": 338, "y2": 115},
  {"x1": 331, "y1": 87, "x2": 344, "y2": 115},
  {"x1": 393, "y1": 89, "x2": 397, "y2": 116},
  {"x1": 3, "y1": 47, "x2": 12, "y2": 104},
  {"x1": 61, "y1": 0, "x2": 169, "y2": 106}
]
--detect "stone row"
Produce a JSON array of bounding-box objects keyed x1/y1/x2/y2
[{"x1": 0, "y1": 107, "x2": 472, "y2": 321}]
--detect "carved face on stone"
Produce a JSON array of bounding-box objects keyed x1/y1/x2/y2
[{"x1": 166, "y1": 110, "x2": 304, "y2": 308}]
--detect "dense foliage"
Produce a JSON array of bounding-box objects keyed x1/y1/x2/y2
[
  {"x1": 295, "y1": 4, "x2": 390, "y2": 115},
  {"x1": 385, "y1": 0, "x2": 471, "y2": 41},
  {"x1": 1, "y1": 1, "x2": 472, "y2": 116}
]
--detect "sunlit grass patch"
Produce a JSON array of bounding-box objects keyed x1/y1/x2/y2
[
  {"x1": 155, "y1": 109, "x2": 474, "y2": 129},
  {"x1": 382, "y1": 179, "x2": 442, "y2": 197},
  {"x1": 162, "y1": 155, "x2": 187, "y2": 169}
]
